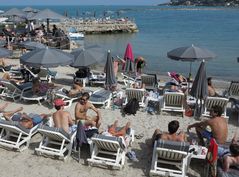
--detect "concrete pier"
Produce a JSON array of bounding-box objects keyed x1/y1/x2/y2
[{"x1": 56, "y1": 18, "x2": 138, "y2": 34}]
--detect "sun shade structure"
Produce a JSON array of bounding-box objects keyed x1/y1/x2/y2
[
  {"x1": 190, "y1": 61, "x2": 208, "y2": 119},
  {"x1": 0, "y1": 47, "x2": 13, "y2": 57},
  {"x1": 71, "y1": 45, "x2": 107, "y2": 67},
  {"x1": 167, "y1": 44, "x2": 216, "y2": 78},
  {"x1": 105, "y1": 50, "x2": 117, "y2": 88},
  {"x1": 123, "y1": 43, "x2": 135, "y2": 73},
  {"x1": 1, "y1": 8, "x2": 26, "y2": 18},
  {"x1": 20, "y1": 41, "x2": 46, "y2": 50},
  {"x1": 20, "y1": 47, "x2": 74, "y2": 67}
]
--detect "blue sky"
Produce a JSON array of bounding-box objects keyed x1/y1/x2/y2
[{"x1": 0, "y1": 0, "x2": 169, "y2": 6}]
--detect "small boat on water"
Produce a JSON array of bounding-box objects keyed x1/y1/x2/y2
[{"x1": 68, "y1": 27, "x2": 84, "y2": 40}]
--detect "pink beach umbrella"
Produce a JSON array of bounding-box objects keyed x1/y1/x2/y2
[
  {"x1": 124, "y1": 43, "x2": 134, "y2": 62},
  {"x1": 123, "y1": 43, "x2": 135, "y2": 73}
]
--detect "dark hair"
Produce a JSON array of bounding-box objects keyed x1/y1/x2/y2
[
  {"x1": 168, "y1": 120, "x2": 179, "y2": 134},
  {"x1": 32, "y1": 77, "x2": 40, "y2": 84},
  {"x1": 55, "y1": 105, "x2": 61, "y2": 110},
  {"x1": 82, "y1": 92, "x2": 90, "y2": 100},
  {"x1": 230, "y1": 143, "x2": 239, "y2": 156},
  {"x1": 211, "y1": 105, "x2": 223, "y2": 117},
  {"x1": 207, "y1": 77, "x2": 212, "y2": 86}
]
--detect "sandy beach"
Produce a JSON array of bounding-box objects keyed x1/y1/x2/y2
[{"x1": 0, "y1": 58, "x2": 238, "y2": 177}]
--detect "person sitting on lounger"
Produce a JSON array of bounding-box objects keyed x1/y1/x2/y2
[
  {"x1": 53, "y1": 98, "x2": 75, "y2": 133},
  {"x1": 187, "y1": 105, "x2": 228, "y2": 145},
  {"x1": 2, "y1": 72, "x2": 24, "y2": 84},
  {"x1": 32, "y1": 77, "x2": 54, "y2": 96},
  {"x1": 151, "y1": 120, "x2": 186, "y2": 146},
  {"x1": 75, "y1": 92, "x2": 101, "y2": 128},
  {"x1": 208, "y1": 77, "x2": 220, "y2": 97}
]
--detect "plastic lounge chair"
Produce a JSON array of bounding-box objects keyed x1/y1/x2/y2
[
  {"x1": 88, "y1": 71, "x2": 106, "y2": 86},
  {"x1": 87, "y1": 129, "x2": 134, "y2": 170},
  {"x1": 0, "y1": 80, "x2": 32, "y2": 101},
  {"x1": 161, "y1": 92, "x2": 185, "y2": 117},
  {"x1": 124, "y1": 88, "x2": 146, "y2": 107},
  {"x1": 141, "y1": 74, "x2": 158, "y2": 91},
  {"x1": 89, "y1": 89, "x2": 112, "y2": 108},
  {"x1": 21, "y1": 90, "x2": 47, "y2": 105},
  {"x1": 35, "y1": 125, "x2": 76, "y2": 161},
  {"x1": 0, "y1": 119, "x2": 39, "y2": 151},
  {"x1": 120, "y1": 73, "x2": 140, "y2": 87},
  {"x1": 227, "y1": 81, "x2": 239, "y2": 100},
  {"x1": 150, "y1": 139, "x2": 191, "y2": 177},
  {"x1": 202, "y1": 97, "x2": 229, "y2": 119}
]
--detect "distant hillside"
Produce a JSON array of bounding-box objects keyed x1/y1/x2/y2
[{"x1": 169, "y1": 0, "x2": 239, "y2": 6}]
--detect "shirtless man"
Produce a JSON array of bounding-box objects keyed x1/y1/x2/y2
[
  {"x1": 152, "y1": 120, "x2": 186, "y2": 145},
  {"x1": 68, "y1": 81, "x2": 83, "y2": 97},
  {"x1": 53, "y1": 99, "x2": 74, "y2": 133},
  {"x1": 187, "y1": 105, "x2": 228, "y2": 145},
  {"x1": 75, "y1": 92, "x2": 101, "y2": 128}
]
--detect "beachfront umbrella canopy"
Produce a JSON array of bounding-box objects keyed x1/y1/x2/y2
[
  {"x1": 123, "y1": 43, "x2": 134, "y2": 73},
  {"x1": 167, "y1": 44, "x2": 216, "y2": 78},
  {"x1": 0, "y1": 47, "x2": 13, "y2": 57},
  {"x1": 22, "y1": 7, "x2": 39, "y2": 13},
  {"x1": 71, "y1": 45, "x2": 107, "y2": 67},
  {"x1": 20, "y1": 41, "x2": 46, "y2": 50},
  {"x1": 105, "y1": 50, "x2": 117, "y2": 88},
  {"x1": 20, "y1": 47, "x2": 74, "y2": 67},
  {"x1": 2, "y1": 8, "x2": 26, "y2": 18},
  {"x1": 190, "y1": 61, "x2": 208, "y2": 119}
]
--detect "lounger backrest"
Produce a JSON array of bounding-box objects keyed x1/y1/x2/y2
[
  {"x1": 141, "y1": 74, "x2": 157, "y2": 87},
  {"x1": 156, "y1": 139, "x2": 190, "y2": 161},
  {"x1": 38, "y1": 125, "x2": 70, "y2": 141},
  {"x1": 126, "y1": 88, "x2": 145, "y2": 102},
  {"x1": 38, "y1": 69, "x2": 49, "y2": 78},
  {"x1": 205, "y1": 97, "x2": 229, "y2": 110},
  {"x1": 92, "y1": 134, "x2": 125, "y2": 151},
  {"x1": 90, "y1": 89, "x2": 111, "y2": 103},
  {"x1": 228, "y1": 81, "x2": 239, "y2": 97},
  {"x1": 164, "y1": 92, "x2": 184, "y2": 107},
  {"x1": 1, "y1": 80, "x2": 21, "y2": 92}
]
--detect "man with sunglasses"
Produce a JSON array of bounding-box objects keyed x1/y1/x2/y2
[{"x1": 75, "y1": 92, "x2": 101, "y2": 128}]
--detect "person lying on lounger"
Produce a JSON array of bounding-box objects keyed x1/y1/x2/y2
[
  {"x1": 75, "y1": 92, "x2": 101, "y2": 128},
  {"x1": 151, "y1": 120, "x2": 186, "y2": 146},
  {"x1": 218, "y1": 128, "x2": 239, "y2": 172},
  {"x1": 62, "y1": 81, "x2": 84, "y2": 97}
]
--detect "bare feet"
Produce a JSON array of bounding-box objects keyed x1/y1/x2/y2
[
  {"x1": 0, "y1": 102, "x2": 9, "y2": 112},
  {"x1": 125, "y1": 122, "x2": 131, "y2": 130}
]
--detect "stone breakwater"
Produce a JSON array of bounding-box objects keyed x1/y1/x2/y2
[{"x1": 56, "y1": 18, "x2": 138, "y2": 34}]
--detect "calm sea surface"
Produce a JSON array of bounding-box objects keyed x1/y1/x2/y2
[{"x1": 1, "y1": 5, "x2": 239, "y2": 80}]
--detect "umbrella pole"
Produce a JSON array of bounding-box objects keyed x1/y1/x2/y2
[
  {"x1": 189, "y1": 62, "x2": 192, "y2": 80},
  {"x1": 47, "y1": 18, "x2": 50, "y2": 33}
]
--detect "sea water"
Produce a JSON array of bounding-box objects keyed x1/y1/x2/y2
[{"x1": 1, "y1": 5, "x2": 239, "y2": 80}]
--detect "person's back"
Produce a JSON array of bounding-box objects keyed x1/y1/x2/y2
[
  {"x1": 53, "y1": 99, "x2": 73, "y2": 133},
  {"x1": 53, "y1": 110, "x2": 70, "y2": 133},
  {"x1": 161, "y1": 132, "x2": 185, "y2": 142},
  {"x1": 208, "y1": 116, "x2": 228, "y2": 144}
]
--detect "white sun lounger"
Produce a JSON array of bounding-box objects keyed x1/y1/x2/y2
[
  {"x1": 89, "y1": 89, "x2": 112, "y2": 108},
  {"x1": 150, "y1": 139, "x2": 191, "y2": 177},
  {"x1": 35, "y1": 125, "x2": 76, "y2": 161},
  {"x1": 0, "y1": 119, "x2": 39, "y2": 151}
]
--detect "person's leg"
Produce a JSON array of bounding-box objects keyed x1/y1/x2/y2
[
  {"x1": 0, "y1": 102, "x2": 9, "y2": 112},
  {"x1": 108, "y1": 120, "x2": 118, "y2": 134},
  {"x1": 195, "y1": 127, "x2": 206, "y2": 146},
  {"x1": 3, "y1": 107, "x2": 23, "y2": 120},
  {"x1": 112, "y1": 122, "x2": 131, "y2": 137}
]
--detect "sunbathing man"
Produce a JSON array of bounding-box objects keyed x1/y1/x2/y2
[
  {"x1": 53, "y1": 99, "x2": 75, "y2": 133},
  {"x1": 152, "y1": 120, "x2": 186, "y2": 145},
  {"x1": 75, "y1": 92, "x2": 101, "y2": 128},
  {"x1": 187, "y1": 105, "x2": 228, "y2": 145},
  {"x1": 67, "y1": 81, "x2": 84, "y2": 97},
  {"x1": 221, "y1": 129, "x2": 239, "y2": 172}
]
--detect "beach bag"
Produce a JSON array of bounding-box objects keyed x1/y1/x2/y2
[{"x1": 123, "y1": 98, "x2": 139, "y2": 115}]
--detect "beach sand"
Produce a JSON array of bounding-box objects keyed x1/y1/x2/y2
[{"x1": 0, "y1": 58, "x2": 238, "y2": 177}]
